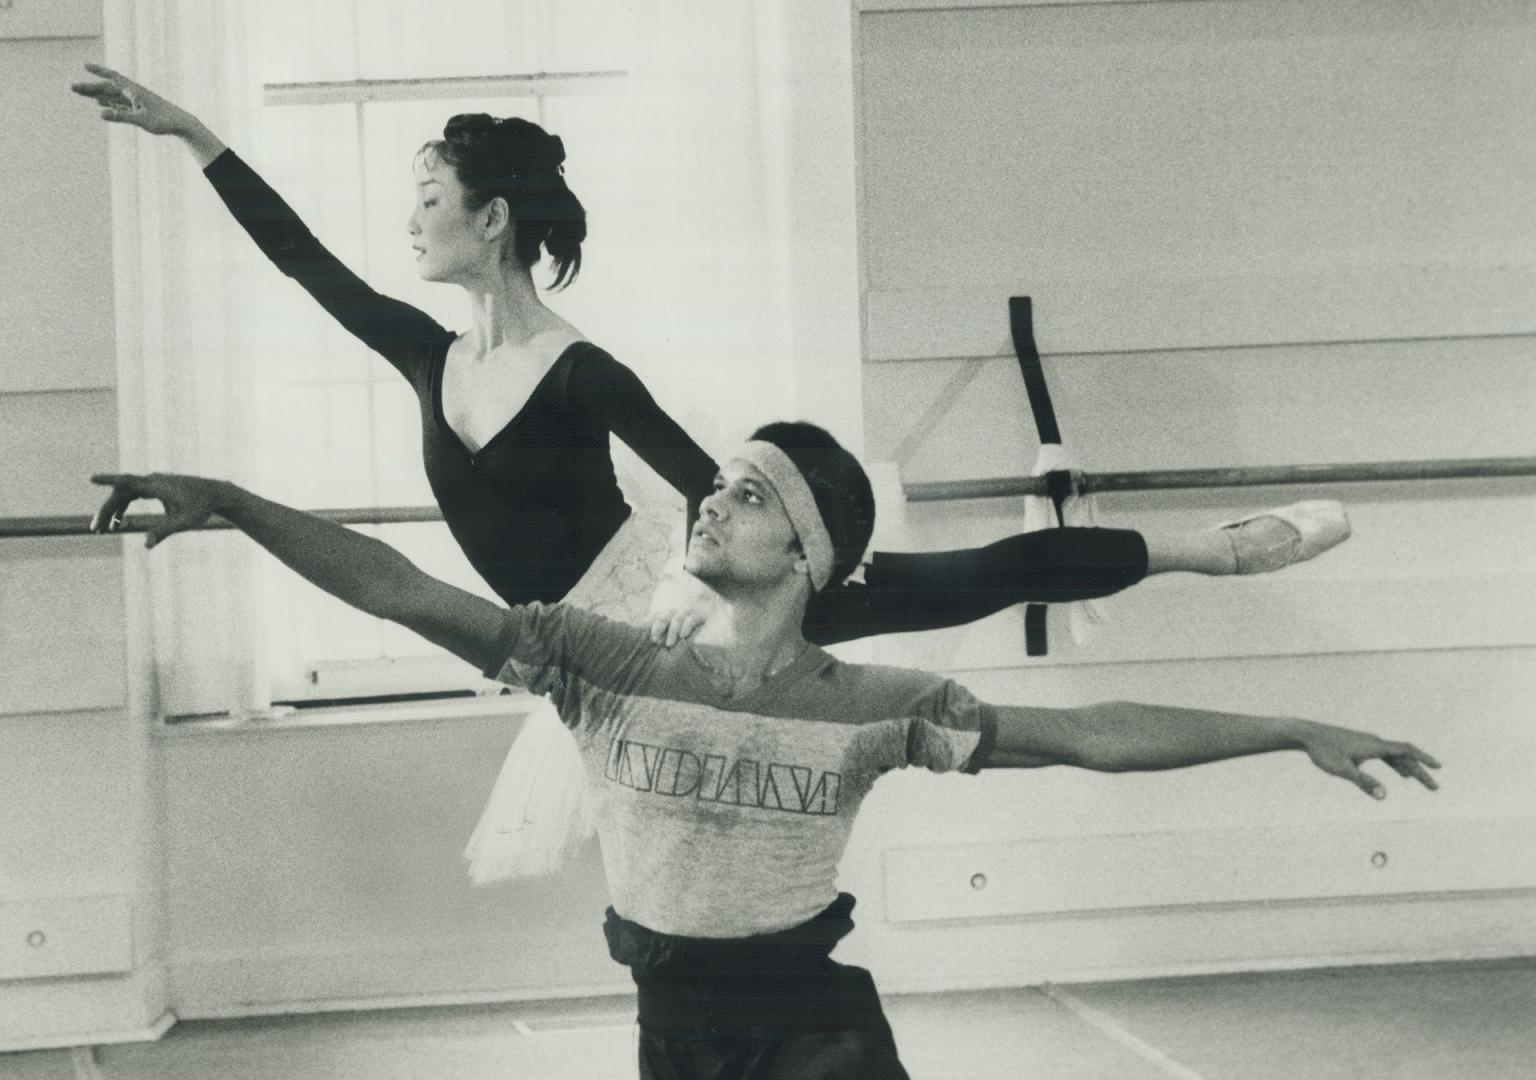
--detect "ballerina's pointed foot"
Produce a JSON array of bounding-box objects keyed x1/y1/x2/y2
[{"x1": 1220, "y1": 499, "x2": 1351, "y2": 575}]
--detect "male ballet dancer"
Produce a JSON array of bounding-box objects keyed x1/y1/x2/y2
[{"x1": 92, "y1": 421, "x2": 1437, "y2": 1080}]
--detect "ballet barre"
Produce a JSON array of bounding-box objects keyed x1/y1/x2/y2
[
  {"x1": 0, "y1": 506, "x2": 447, "y2": 540},
  {"x1": 3, "y1": 456, "x2": 1534, "y2": 539},
  {"x1": 905, "y1": 456, "x2": 1536, "y2": 502}
]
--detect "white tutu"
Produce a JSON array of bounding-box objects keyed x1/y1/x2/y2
[{"x1": 463, "y1": 447, "x2": 693, "y2": 883}]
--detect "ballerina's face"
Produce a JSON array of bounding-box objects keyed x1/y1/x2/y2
[{"x1": 407, "y1": 158, "x2": 493, "y2": 283}]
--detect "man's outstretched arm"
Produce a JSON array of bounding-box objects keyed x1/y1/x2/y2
[
  {"x1": 91, "y1": 473, "x2": 507, "y2": 670},
  {"x1": 983, "y1": 700, "x2": 1439, "y2": 799}
]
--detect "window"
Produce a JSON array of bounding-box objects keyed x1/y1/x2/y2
[
  {"x1": 108, "y1": 0, "x2": 787, "y2": 720},
  {"x1": 247, "y1": 1, "x2": 640, "y2": 702}
]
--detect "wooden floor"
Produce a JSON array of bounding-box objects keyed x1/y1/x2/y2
[{"x1": 4, "y1": 959, "x2": 1533, "y2": 1079}]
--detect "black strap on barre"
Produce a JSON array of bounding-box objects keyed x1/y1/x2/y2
[
  {"x1": 1010, "y1": 296, "x2": 1067, "y2": 657},
  {"x1": 1011, "y1": 296, "x2": 1059, "y2": 445}
]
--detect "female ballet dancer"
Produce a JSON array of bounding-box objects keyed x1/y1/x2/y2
[{"x1": 74, "y1": 64, "x2": 1351, "y2": 881}]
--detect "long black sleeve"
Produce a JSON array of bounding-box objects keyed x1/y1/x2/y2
[
  {"x1": 562, "y1": 348, "x2": 719, "y2": 512},
  {"x1": 202, "y1": 149, "x2": 451, "y2": 378}
]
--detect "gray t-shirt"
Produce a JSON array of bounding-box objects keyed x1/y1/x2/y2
[{"x1": 483, "y1": 603, "x2": 998, "y2": 938}]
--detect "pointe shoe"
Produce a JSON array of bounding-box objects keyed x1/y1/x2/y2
[{"x1": 1219, "y1": 499, "x2": 1351, "y2": 574}]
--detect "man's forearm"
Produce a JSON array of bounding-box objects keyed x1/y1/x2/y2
[
  {"x1": 1076, "y1": 702, "x2": 1310, "y2": 772},
  {"x1": 987, "y1": 697, "x2": 1437, "y2": 796},
  {"x1": 214, "y1": 483, "x2": 420, "y2": 619},
  {"x1": 990, "y1": 701, "x2": 1311, "y2": 772}
]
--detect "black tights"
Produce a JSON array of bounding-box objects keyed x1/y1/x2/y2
[{"x1": 805, "y1": 526, "x2": 1149, "y2": 646}]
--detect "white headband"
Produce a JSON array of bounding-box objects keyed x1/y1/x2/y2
[{"x1": 732, "y1": 440, "x2": 836, "y2": 591}]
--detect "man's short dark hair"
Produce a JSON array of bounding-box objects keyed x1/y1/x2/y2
[{"x1": 749, "y1": 421, "x2": 875, "y2": 589}]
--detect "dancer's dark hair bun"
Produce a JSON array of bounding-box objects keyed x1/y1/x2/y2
[
  {"x1": 749, "y1": 421, "x2": 876, "y2": 589},
  {"x1": 421, "y1": 114, "x2": 585, "y2": 289}
]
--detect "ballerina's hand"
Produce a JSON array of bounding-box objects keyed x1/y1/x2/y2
[
  {"x1": 645, "y1": 559, "x2": 716, "y2": 647},
  {"x1": 649, "y1": 605, "x2": 708, "y2": 648},
  {"x1": 71, "y1": 63, "x2": 192, "y2": 136},
  {"x1": 90, "y1": 472, "x2": 224, "y2": 549}
]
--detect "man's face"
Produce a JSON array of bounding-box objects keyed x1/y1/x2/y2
[{"x1": 685, "y1": 459, "x2": 806, "y2": 590}]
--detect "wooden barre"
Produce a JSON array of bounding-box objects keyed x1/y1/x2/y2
[
  {"x1": 0, "y1": 505, "x2": 448, "y2": 540},
  {"x1": 905, "y1": 456, "x2": 1536, "y2": 502},
  {"x1": 4, "y1": 456, "x2": 1534, "y2": 538}
]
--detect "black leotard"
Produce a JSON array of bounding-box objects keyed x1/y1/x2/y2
[{"x1": 204, "y1": 149, "x2": 1147, "y2": 645}]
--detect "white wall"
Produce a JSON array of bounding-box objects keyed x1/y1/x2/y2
[
  {"x1": 0, "y1": 1, "x2": 172, "y2": 1051},
  {"x1": 849, "y1": 0, "x2": 1536, "y2": 991},
  {"x1": 158, "y1": 703, "x2": 629, "y2": 1016},
  {"x1": 766, "y1": 0, "x2": 864, "y2": 448}
]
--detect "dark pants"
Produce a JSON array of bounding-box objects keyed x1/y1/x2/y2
[{"x1": 605, "y1": 895, "x2": 911, "y2": 1080}]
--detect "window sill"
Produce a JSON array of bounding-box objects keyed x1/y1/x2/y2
[{"x1": 154, "y1": 691, "x2": 538, "y2": 737}]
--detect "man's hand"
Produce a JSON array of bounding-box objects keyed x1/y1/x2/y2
[
  {"x1": 90, "y1": 472, "x2": 228, "y2": 549},
  {"x1": 1296, "y1": 720, "x2": 1440, "y2": 799}
]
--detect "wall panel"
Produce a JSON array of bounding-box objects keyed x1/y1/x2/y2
[
  {"x1": 0, "y1": 541, "x2": 126, "y2": 714},
  {"x1": 0, "y1": 37, "x2": 116, "y2": 393},
  {"x1": 159, "y1": 707, "x2": 628, "y2": 1014},
  {"x1": 859, "y1": 0, "x2": 1536, "y2": 358},
  {"x1": 0, "y1": 710, "x2": 135, "y2": 897},
  {"x1": 0, "y1": 390, "x2": 119, "y2": 516}
]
